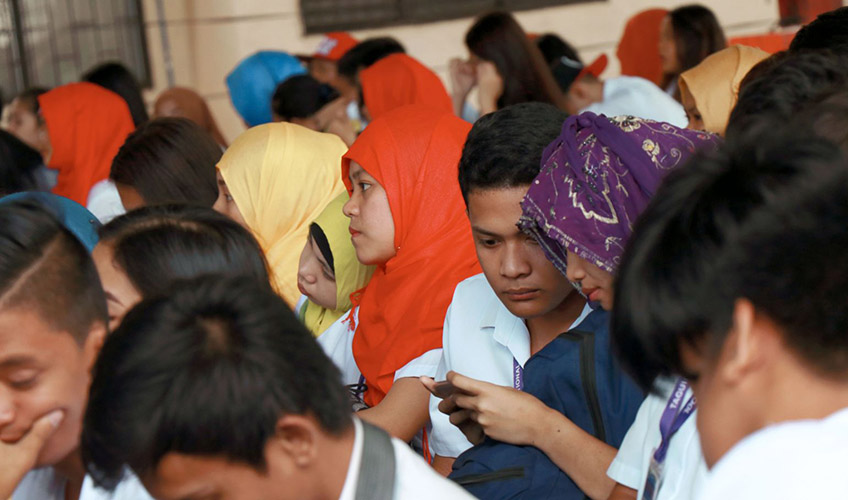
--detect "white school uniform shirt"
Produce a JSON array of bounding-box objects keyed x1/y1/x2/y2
[
  {"x1": 13, "y1": 467, "x2": 152, "y2": 500},
  {"x1": 86, "y1": 179, "x2": 125, "y2": 224},
  {"x1": 428, "y1": 273, "x2": 592, "y2": 458},
  {"x1": 699, "y1": 406, "x2": 848, "y2": 500},
  {"x1": 338, "y1": 418, "x2": 474, "y2": 500},
  {"x1": 318, "y1": 306, "x2": 442, "y2": 386},
  {"x1": 582, "y1": 76, "x2": 688, "y2": 128},
  {"x1": 606, "y1": 377, "x2": 707, "y2": 500}
]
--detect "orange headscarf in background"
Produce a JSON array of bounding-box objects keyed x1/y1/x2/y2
[
  {"x1": 617, "y1": 8, "x2": 668, "y2": 86},
  {"x1": 342, "y1": 106, "x2": 480, "y2": 406},
  {"x1": 359, "y1": 54, "x2": 453, "y2": 120},
  {"x1": 153, "y1": 87, "x2": 229, "y2": 147},
  {"x1": 38, "y1": 82, "x2": 135, "y2": 205}
]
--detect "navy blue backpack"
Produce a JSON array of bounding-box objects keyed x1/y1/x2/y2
[{"x1": 449, "y1": 308, "x2": 644, "y2": 499}]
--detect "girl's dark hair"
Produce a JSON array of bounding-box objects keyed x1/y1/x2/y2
[
  {"x1": 0, "y1": 130, "x2": 47, "y2": 196},
  {"x1": 83, "y1": 61, "x2": 149, "y2": 127},
  {"x1": 465, "y1": 11, "x2": 565, "y2": 110},
  {"x1": 308, "y1": 223, "x2": 334, "y2": 273},
  {"x1": 98, "y1": 205, "x2": 271, "y2": 299},
  {"x1": 110, "y1": 117, "x2": 221, "y2": 207},
  {"x1": 272, "y1": 75, "x2": 338, "y2": 121},
  {"x1": 662, "y1": 5, "x2": 726, "y2": 91}
]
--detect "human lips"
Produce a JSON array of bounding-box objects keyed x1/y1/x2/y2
[
  {"x1": 503, "y1": 288, "x2": 540, "y2": 301},
  {"x1": 349, "y1": 226, "x2": 361, "y2": 238},
  {"x1": 583, "y1": 287, "x2": 602, "y2": 303}
]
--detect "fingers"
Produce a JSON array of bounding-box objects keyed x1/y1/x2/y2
[
  {"x1": 16, "y1": 410, "x2": 63, "y2": 456},
  {"x1": 446, "y1": 370, "x2": 487, "y2": 395},
  {"x1": 438, "y1": 395, "x2": 459, "y2": 414},
  {"x1": 420, "y1": 376, "x2": 438, "y2": 395}
]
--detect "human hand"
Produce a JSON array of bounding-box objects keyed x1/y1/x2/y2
[
  {"x1": 0, "y1": 410, "x2": 63, "y2": 498},
  {"x1": 475, "y1": 61, "x2": 503, "y2": 115},
  {"x1": 449, "y1": 58, "x2": 477, "y2": 99},
  {"x1": 437, "y1": 371, "x2": 554, "y2": 447}
]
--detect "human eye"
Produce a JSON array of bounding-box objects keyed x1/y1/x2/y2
[
  {"x1": 359, "y1": 182, "x2": 371, "y2": 192},
  {"x1": 9, "y1": 370, "x2": 40, "y2": 390},
  {"x1": 477, "y1": 237, "x2": 499, "y2": 248}
]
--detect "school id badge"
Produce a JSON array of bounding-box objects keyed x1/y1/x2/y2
[{"x1": 641, "y1": 451, "x2": 664, "y2": 500}]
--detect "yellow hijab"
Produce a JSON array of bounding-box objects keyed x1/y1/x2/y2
[
  {"x1": 217, "y1": 123, "x2": 347, "y2": 306},
  {"x1": 300, "y1": 192, "x2": 375, "y2": 336},
  {"x1": 678, "y1": 45, "x2": 770, "y2": 136}
]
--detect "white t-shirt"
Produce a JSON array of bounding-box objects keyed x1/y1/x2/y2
[
  {"x1": 13, "y1": 467, "x2": 152, "y2": 500},
  {"x1": 699, "y1": 406, "x2": 848, "y2": 500},
  {"x1": 583, "y1": 76, "x2": 687, "y2": 128},
  {"x1": 86, "y1": 179, "x2": 125, "y2": 224},
  {"x1": 338, "y1": 418, "x2": 473, "y2": 500},
  {"x1": 607, "y1": 377, "x2": 706, "y2": 500},
  {"x1": 429, "y1": 273, "x2": 592, "y2": 458},
  {"x1": 318, "y1": 306, "x2": 442, "y2": 386}
]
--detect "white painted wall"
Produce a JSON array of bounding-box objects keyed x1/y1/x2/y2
[{"x1": 141, "y1": 0, "x2": 783, "y2": 143}]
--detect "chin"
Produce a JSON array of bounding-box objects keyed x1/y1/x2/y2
[
  {"x1": 502, "y1": 299, "x2": 547, "y2": 320},
  {"x1": 35, "y1": 434, "x2": 78, "y2": 468}
]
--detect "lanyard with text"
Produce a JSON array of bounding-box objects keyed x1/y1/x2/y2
[
  {"x1": 642, "y1": 378, "x2": 697, "y2": 500},
  {"x1": 512, "y1": 358, "x2": 524, "y2": 391}
]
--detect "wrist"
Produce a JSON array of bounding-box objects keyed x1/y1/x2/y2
[{"x1": 532, "y1": 405, "x2": 572, "y2": 450}]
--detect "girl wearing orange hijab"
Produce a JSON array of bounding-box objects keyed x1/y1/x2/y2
[
  {"x1": 37, "y1": 82, "x2": 135, "y2": 206},
  {"x1": 342, "y1": 105, "x2": 480, "y2": 441},
  {"x1": 358, "y1": 53, "x2": 452, "y2": 121}
]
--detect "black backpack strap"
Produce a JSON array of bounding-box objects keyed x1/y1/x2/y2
[{"x1": 355, "y1": 420, "x2": 396, "y2": 500}]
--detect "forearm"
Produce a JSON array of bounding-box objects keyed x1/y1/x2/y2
[
  {"x1": 532, "y1": 406, "x2": 618, "y2": 500},
  {"x1": 431, "y1": 454, "x2": 456, "y2": 477},
  {"x1": 357, "y1": 377, "x2": 431, "y2": 442},
  {"x1": 606, "y1": 483, "x2": 638, "y2": 500},
  {"x1": 452, "y1": 91, "x2": 469, "y2": 117}
]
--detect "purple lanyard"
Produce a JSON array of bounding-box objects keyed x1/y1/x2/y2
[
  {"x1": 513, "y1": 358, "x2": 524, "y2": 391},
  {"x1": 653, "y1": 378, "x2": 696, "y2": 463}
]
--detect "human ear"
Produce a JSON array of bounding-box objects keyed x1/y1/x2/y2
[
  {"x1": 84, "y1": 322, "x2": 108, "y2": 372},
  {"x1": 719, "y1": 299, "x2": 768, "y2": 387},
  {"x1": 272, "y1": 415, "x2": 319, "y2": 468}
]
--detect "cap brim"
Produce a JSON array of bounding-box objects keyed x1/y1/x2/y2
[{"x1": 577, "y1": 53, "x2": 608, "y2": 80}]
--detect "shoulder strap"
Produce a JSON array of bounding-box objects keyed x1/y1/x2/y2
[{"x1": 355, "y1": 421, "x2": 396, "y2": 500}]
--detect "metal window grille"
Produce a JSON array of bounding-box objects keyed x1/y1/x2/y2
[
  {"x1": 301, "y1": 0, "x2": 602, "y2": 34},
  {"x1": 0, "y1": 0, "x2": 149, "y2": 99}
]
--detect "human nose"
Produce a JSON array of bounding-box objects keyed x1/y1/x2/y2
[
  {"x1": 342, "y1": 192, "x2": 358, "y2": 218},
  {"x1": 565, "y1": 251, "x2": 585, "y2": 283},
  {"x1": 501, "y1": 242, "x2": 531, "y2": 279}
]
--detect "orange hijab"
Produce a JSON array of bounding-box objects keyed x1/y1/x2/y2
[
  {"x1": 359, "y1": 54, "x2": 453, "y2": 121},
  {"x1": 153, "y1": 87, "x2": 228, "y2": 147},
  {"x1": 617, "y1": 8, "x2": 669, "y2": 86},
  {"x1": 39, "y1": 82, "x2": 135, "y2": 205},
  {"x1": 343, "y1": 106, "x2": 480, "y2": 406}
]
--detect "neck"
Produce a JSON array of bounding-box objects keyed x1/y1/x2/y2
[
  {"x1": 316, "y1": 423, "x2": 357, "y2": 500},
  {"x1": 525, "y1": 292, "x2": 586, "y2": 355},
  {"x1": 53, "y1": 449, "x2": 85, "y2": 500},
  {"x1": 761, "y1": 358, "x2": 848, "y2": 427}
]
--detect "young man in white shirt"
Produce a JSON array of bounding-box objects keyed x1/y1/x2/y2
[
  {"x1": 610, "y1": 130, "x2": 848, "y2": 500},
  {"x1": 0, "y1": 201, "x2": 151, "y2": 500},
  {"x1": 422, "y1": 103, "x2": 634, "y2": 499},
  {"x1": 82, "y1": 276, "x2": 472, "y2": 500}
]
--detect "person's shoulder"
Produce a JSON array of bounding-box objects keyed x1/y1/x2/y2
[
  {"x1": 391, "y1": 438, "x2": 475, "y2": 499},
  {"x1": 452, "y1": 272, "x2": 495, "y2": 301}
]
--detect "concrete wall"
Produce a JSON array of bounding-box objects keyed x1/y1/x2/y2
[{"x1": 140, "y1": 0, "x2": 784, "y2": 143}]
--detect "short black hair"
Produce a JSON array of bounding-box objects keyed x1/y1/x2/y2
[
  {"x1": 611, "y1": 129, "x2": 848, "y2": 390},
  {"x1": 789, "y1": 6, "x2": 848, "y2": 55},
  {"x1": 726, "y1": 50, "x2": 848, "y2": 138},
  {"x1": 110, "y1": 117, "x2": 221, "y2": 207},
  {"x1": 793, "y1": 88, "x2": 848, "y2": 153},
  {"x1": 99, "y1": 205, "x2": 271, "y2": 299},
  {"x1": 0, "y1": 200, "x2": 106, "y2": 343},
  {"x1": 336, "y1": 37, "x2": 406, "y2": 84},
  {"x1": 535, "y1": 34, "x2": 586, "y2": 92},
  {"x1": 271, "y1": 74, "x2": 338, "y2": 121},
  {"x1": 14, "y1": 86, "x2": 48, "y2": 121},
  {"x1": 82, "y1": 276, "x2": 352, "y2": 489},
  {"x1": 0, "y1": 129, "x2": 47, "y2": 196},
  {"x1": 82, "y1": 61, "x2": 149, "y2": 127},
  {"x1": 458, "y1": 102, "x2": 568, "y2": 204}
]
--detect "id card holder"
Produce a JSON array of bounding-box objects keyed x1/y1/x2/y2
[{"x1": 641, "y1": 450, "x2": 664, "y2": 500}]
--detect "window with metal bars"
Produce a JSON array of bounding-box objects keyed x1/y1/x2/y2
[
  {"x1": 0, "y1": 0, "x2": 149, "y2": 101},
  {"x1": 300, "y1": 0, "x2": 602, "y2": 34}
]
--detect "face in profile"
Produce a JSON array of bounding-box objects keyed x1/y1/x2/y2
[
  {"x1": 0, "y1": 307, "x2": 101, "y2": 468},
  {"x1": 342, "y1": 162, "x2": 396, "y2": 266},
  {"x1": 658, "y1": 15, "x2": 680, "y2": 75},
  {"x1": 680, "y1": 86, "x2": 706, "y2": 132},
  {"x1": 297, "y1": 234, "x2": 338, "y2": 310},
  {"x1": 92, "y1": 241, "x2": 142, "y2": 331},
  {"x1": 467, "y1": 186, "x2": 575, "y2": 319},
  {"x1": 4, "y1": 98, "x2": 47, "y2": 155},
  {"x1": 212, "y1": 170, "x2": 248, "y2": 228},
  {"x1": 309, "y1": 58, "x2": 338, "y2": 86},
  {"x1": 565, "y1": 251, "x2": 615, "y2": 311}
]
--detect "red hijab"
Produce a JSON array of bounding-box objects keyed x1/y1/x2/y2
[
  {"x1": 343, "y1": 106, "x2": 480, "y2": 406},
  {"x1": 617, "y1": 9, "x2": 669, "y2": 86},
  {"x1": 359, "y1": 54, "x2": 453, "y2": 121},
  {"x1": 38, "y1": 82, "x2": 135, "y2": 205}
]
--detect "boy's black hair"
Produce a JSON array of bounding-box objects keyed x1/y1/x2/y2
[
  {"x1": 110, "y1": 117, "x2": 222, "y2": 207},
  {"x1": 458, "y1": 102, "x2": 568, "y2": 204},
  {"x1": 82, "y1": 61, "x2": 149, "y2": 127},
  {"x1": 725, "y1": 50, "x2": 848, "y2": 138},
  {"x1": 793, "y1": 87, "x2": 848, "y2": 153},
  {"x1": 0, "y1": 200, "x2": 107, "y2": 343},
  {"x1": 337, "y1": 37, "x2": 406, "y2": 84},
  {"x1": 0, "y1": 129, "x2": 47, "y2": 195},
  {"x1": 611, "y1": 128, "x2": 848, "y2": 391},
  {"x1": 82, "y1": 276, "x2": 352, "y2": 489},
  {"x1": 99, "y1": 205, "x2": 272, "y2": 299},
  {"x1": 789, "y1": 6, "x2": 848, "y2": 55},
  {"x1": 271, "y1": 74, "x2": 338, "y2": 121}
]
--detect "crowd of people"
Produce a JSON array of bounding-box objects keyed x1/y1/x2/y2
[{"x1": 1, "y1": 4, "x2": 848, "y2": 500}]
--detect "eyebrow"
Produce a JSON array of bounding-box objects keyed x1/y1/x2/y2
[{"x1": 471, "y1": 226, "x2": 506, "y2": 238}]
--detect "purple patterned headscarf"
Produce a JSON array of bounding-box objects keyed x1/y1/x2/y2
[{"x1": 519, "y1": 112, "x2": 720, "y2": 275}]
